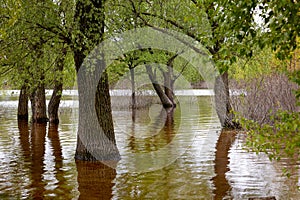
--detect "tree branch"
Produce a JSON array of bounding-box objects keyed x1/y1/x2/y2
[
  {"x1": 34, "y1": 22, "x2": 71, "y2": 44},
  {"x1": 140, "y1": 12, "x2": 202, "y2": 43},
  {"x1": 174, "y1": 61, "x2": 189, "y2": 81}
]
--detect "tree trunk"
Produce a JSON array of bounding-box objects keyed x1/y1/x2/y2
[
  {"x1": 164, "y1": 54, "x2": 178, "y2": 106},
  {"x1": 48, "y1": 52, "x2": 64, "y2": 124},
  {"x1": 130, "y1": 67, "x2": 136, "y2": 121},
  {"x1": 18, "y1": 85, "x2": 29, "y2": 121},
  {"x1": 95, "y1": 71, "x2": 118, "y2": 149},
  {"x1": 48, "y1": 83, "x2": 62, "y2": 124},
  {"x1": 214, "y1": 72, "x2": 239, "y2": 128},
  {"x1": 163, "y1": 66, "x2": 176, "y2": 106},
  {"x1": 30, "y1": 83, "x2": 48, "y2": 123},
  {"x1": 75, "y1": 65, "x2": 120, "y2": 161},
  {"x1": 130, "y1": 67, "x2": 136, "y2": 109},
  {"x1": 74, "y1": 0, "x2": 120, "y2": 162},
  {"x1": 146, "y1": 64, "x2": 174, "y2": 108}
]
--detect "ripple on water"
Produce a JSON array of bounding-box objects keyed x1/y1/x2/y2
[
  {"x1": 227, "y1": 133, "x2": 300, "y2": 199},
  {"x1": 0, "y1": 96, "x2": 299, "y2": 199}
]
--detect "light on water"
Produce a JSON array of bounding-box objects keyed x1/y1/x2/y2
[{"x1": 0, "y1": 92, "x2": 299, "y2": 199}]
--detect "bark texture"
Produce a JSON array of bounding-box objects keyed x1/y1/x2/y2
[
  {"x1": 73, "y1": 0, "x2": 120, "y2": 162},
  {"x1": 130, "y1": 68, "x2": 136, "y2": 109},
  {"x1": 75, "y1": 65, "x2": 120, "y2": 161},
  {"x1": 30, "y1": 83, "x2": 48, "y2": 123},
  {"x1": 48, "y1": 83, "x2": 62, "y2": 124},
  {"x1": 214, "y1": 72, "x2": 239, "y2": 128},
  {"x1": 146, "y1": 64, "x2": 174, "y2": 108},
  {"x1": 18, "y1": 85, "x2": 29, "y2": 121},
  {"x1": 74, "y1": 0, "x2": 120, "y2": 162},
  {"x1": 48, "y1": 53, "x2": 64, "y2": 124},
  {"x1": 163, "y1": 68, "x2": 175, "y2": 106}
]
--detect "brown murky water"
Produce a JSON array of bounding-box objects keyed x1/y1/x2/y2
[{"x1": 0, "y1": 93, "x2": 299, "y2": 199}]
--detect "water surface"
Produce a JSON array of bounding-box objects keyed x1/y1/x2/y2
[{"x1": 0, "y1": 93, "x2": 299, "y2": 199}]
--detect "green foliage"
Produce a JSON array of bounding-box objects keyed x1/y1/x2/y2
[
  {"x1": 62, "y1": 51, "x2": 76, "y2": 88},
  {"x1": 240, "y1": 111, "x2": 300, "y2": 164},
  {"x1": 1, "y1": 0, "x2": 298, "y2": 91},
  {"x1": 258, "y1": 0, "x2": 300, "y2": 60},
  {"x1": 229, "y1": 48, "x2": 286, "y2": 81},
  {"x1": 173, "y1": 56, "x2": 203, "y2": 84},
  {"x1": 110, "y1": 48, "x2": 203, "y2": 87},
  {"x1": 107, "y1": 60, "x2": 129, "y2": 85},
  {"x1": 0, "y1": 0, "x2": 76, "y2": 91}
]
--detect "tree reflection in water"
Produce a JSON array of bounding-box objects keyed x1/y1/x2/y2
[
  {"x1": 212, "y1": 129, "x2": 237, "y2": 200},
  {"x1": 47, "y1": 124, "x2": 67, "y2": 196},
  {"x1": 18, "y1": 122, "x2": 70, "y2": 199},
  {"x1": 19, "y1": 122, "x2": 47, "y2": 199},
  {"x1": 128, "y1": 106, "x2": 176, "y2": 152},
  {"x1": 76, "y1": 160, "x2": 116, "y2": 200}
]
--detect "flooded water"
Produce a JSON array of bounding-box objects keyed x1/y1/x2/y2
[{"x1": 0, "y1": 91, "x2": 299, "y2": 199}]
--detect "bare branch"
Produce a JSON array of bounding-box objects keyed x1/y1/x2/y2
[{"x1": 174, "y1": 61, "x2": 189, "y2": 81}]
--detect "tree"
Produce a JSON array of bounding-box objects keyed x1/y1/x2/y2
[
  {"x1": 144, "y1": 51, "x2": 180, "y2": 108},
  {"x1": 48, "y1": 47, "x2": 66, "y2": 124},
  {"x1": 17, "y1": 85, "x2": 29, "y2": 120},
  {"x1": 0, "y1": 0, "x2": 71, "y2": 123},
  {"x1": 72, "y1": 0, "x2": 120, "y2": 161},
  {"x1": 117, "y1": 0, "x2": 299, "y2": 128},
  {"x1": 1, "y1": 0, "x2": 120, "y2": 160}
]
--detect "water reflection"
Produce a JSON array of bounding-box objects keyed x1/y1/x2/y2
[
  {"x1": 128, "y1": 106, "x2": 176, "y2": 152},
  {"x1": 22, "y1": 122, "x2": 47, "y2": 199},
  {"x1": 0, "y1": 95, "x2": 299, "y2": 199},
  {"x1": 18, "y1": 121, "x2": 31, "y2": 161},
  {"x1": 76, "y1": 160, "x2": 116, "y2": 200},
  {"x1": 17, "y1": 122, "x2": 72, "y2": 199},
  {"x1": 47, "y1": 124, "x2": 67, "y2": 197},
  {"x1": 212, "y1": 129, "x2": 237, "y2": 200}
]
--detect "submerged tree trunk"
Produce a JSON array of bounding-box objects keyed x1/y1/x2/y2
[
  {"x1": 73, "y1": 0, "x2": 120, "y2": 162},
  {"x1": 130, "y1": 67, "x2": 136, "y2": 109},
  {"x1": 18, "y1": 85, "x2": 29, "y2": 121},
  {"x1": 146, "y1": 64, "x2": 174, "y2": 108},
  {"x1": 75, "y1": 65, "x2": 120, "y2": 161},
  {"x1": 214, "y1": 72, "x2": 239, "y2": 128},
  {"x1": 48, "y1": 51, "x2": 65, "y2": 124},
  {"x1": 163, "y1": 66, "x2": 176, "y2": 106},
  {"x1": 30, "y1": 83, "x2": 48, "y2": 123},
  {"x1": 48, "y1": 83, "x2": 63, "y2": 124}
]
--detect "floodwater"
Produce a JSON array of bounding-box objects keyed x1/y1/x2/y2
[{"x1": 0, "y1": 91, "x2": 299, "y2": 200}]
